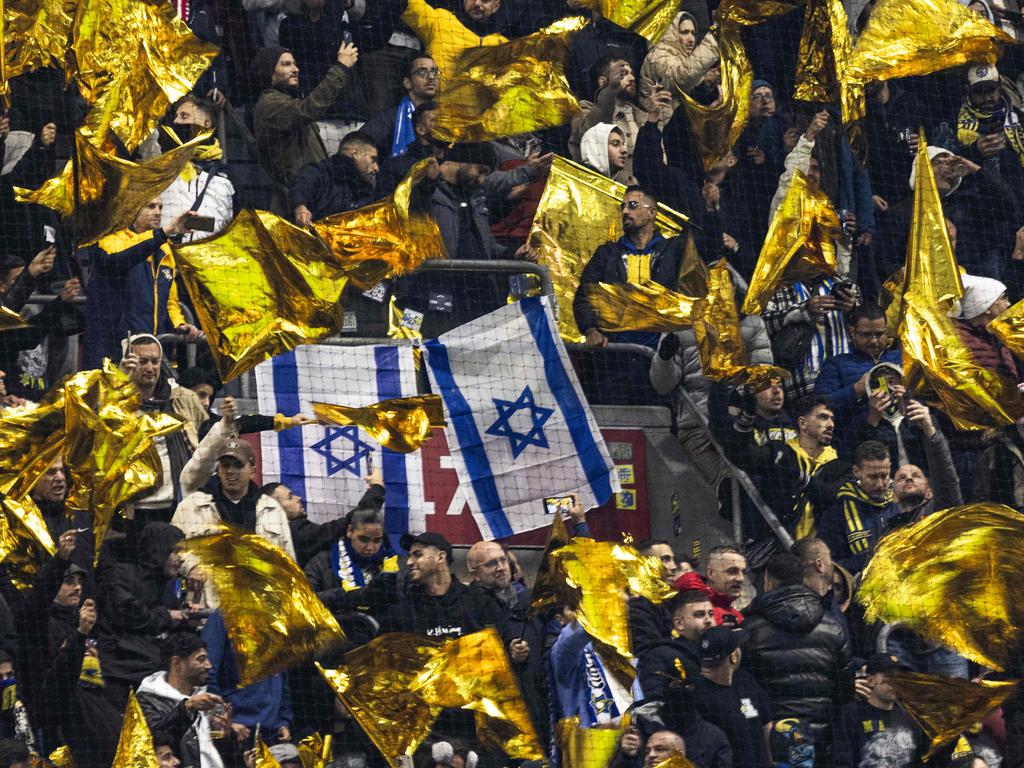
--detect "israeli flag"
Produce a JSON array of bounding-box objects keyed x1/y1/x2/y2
[
  {"x1": 424, "y1": 296, "x2": 620, "y2": 540},
  {"x1": 255, "y1": 344, "x2": 427, "y2": 539}
]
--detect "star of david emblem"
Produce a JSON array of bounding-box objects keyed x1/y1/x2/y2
[
  {"x1": 311, "y1": 426, "x2": 374, "y2": 477},
  {"x1": 485, "y1": 386, "x2": 554, "y2": 459}
]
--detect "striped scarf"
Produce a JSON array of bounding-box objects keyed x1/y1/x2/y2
[{"x1": 958, "y1": 98, "x2": 1024, "y2": 166}]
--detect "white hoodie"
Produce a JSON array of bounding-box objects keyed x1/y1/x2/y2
[
  {"x1": 137, "y1": 671, "x2": 225, "y2": 768},
  {"x1": 580, "y1": 122, "x2": 618, "y2": 177}
]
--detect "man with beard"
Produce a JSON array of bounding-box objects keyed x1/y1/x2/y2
[
  {"x1": 571, "y1": 57, "x2": 647, "y2": 180},
  {"x1": 290, "y1": 132, "x2": 382, "y2": 224},
  {"x1": 29, "y1": 458, "x2": 86, "y2": 540}
]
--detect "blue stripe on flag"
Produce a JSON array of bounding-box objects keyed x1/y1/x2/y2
[
  {"x1": 271, "y1": 350, "x2": 308, "y2": 502},
  {"x1": 374, "y1": 346, "x2": 410, "y2": 541},
  {"x1": 425, "y1": 338, "x2": 513, "y2": 539},
  {"x1": 520, "y1": 297, "x2": 614, "y2": 504}
]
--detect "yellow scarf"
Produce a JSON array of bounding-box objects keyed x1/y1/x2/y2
[{"x1": 786, "y1": 437, "x2": 838, "y2": 539}]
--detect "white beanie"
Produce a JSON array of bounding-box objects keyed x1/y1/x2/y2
[
  {"x1": 908, "y1": 146, "x2": 955, "y2": 191},
  {"x1": 959, "y1": 273, "x2": 1006, "y2": 320}
]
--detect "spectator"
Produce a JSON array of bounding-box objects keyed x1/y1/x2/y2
[
  {"x1": 831, "y1": 653, "x2": 924, "y2": 768},
  {"x1": 818, "y1": 440, "x2": 900, "y2": 573},
  {"x1": 579, "y1": 123, "x2": 633, "y2": 184},
  {"x1": 251, "y1": 42, "x2": 361, "y2": 189},
  {"x1": 551, "y1": 618, "x2": 631, "y2": 726},
  {"x1": 564, "y1": 8, "x2": 647, "y2": 100},
  {"x1": 161, "y1": 95, "x2": 236, "y2": 240},
  {"x1": 673, "y1": 545, "x2": 746, "y2": 625},
  {"x1": 0, "y1": 740, "x2": 28, "y2": 768},
  {"x1": 361, "y1": 56, "x2": 440, "y2": 158},
  {"x1": 891, "y1": 456, "x2": 962, "y2": 521},
  {"x1": 741, "y1": 553, "x2": 850, "y2": 749},
  {"x1": 29, "y1": 458, "x2": 84, "y2": 540},
  {"x1": 694, "y1": 625, "x2": 774, "y2": 768},
  {"x1": 136, "y1": 633, "x2": 235, "y2": 768},
  {"x1": 637, "y1": 540, "x2": 681, "y2": 584},
  {"x1": 573, "y1": 185, "x2": 687, "y2": 348},
  {"x1": 976, "y1": 414, "x2": 1024, "y2": 511},
  {"x1": 82, "y1": 200, "x2": 199, "y2": 369},
  {"x1": 377, "y1": 101, "x2": 443, "y2": 194},
  {"x1": 642, "y1": 731, "x2": 687, "y2": 767},
  {"x1": 290, "y1": 132, "x2": 381, "y2": 224},
  {"x1": 863, "y1": 79, "x2": 931, "y2": 216},
  {"x1": 790, "y1": 538, "x2": 850, "y2": 643},
  {"x1": 570, "y1": 57, "x2": 646, "y2": 177},
  {"x1": 954, "y1": 274, "x2": 1021, "y2": 382},
  {"x1": 400, "y1": 0, "x2": 508, "y2": 81},
  {"x1": 153, "y1": 732, "x2": 183, "y2": 768},
  {"x1": 638, "y1": 12, "x2": 718, "y2": 119},
  {"x1": 636, "y1": 590, "x2": 712, "y2": 700}
]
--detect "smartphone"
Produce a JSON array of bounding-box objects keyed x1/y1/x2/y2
[
  {"x1": 183, "y1": 214, "x2": 216, "y2": 232},
  {"x1": 43, "y1": 225, "x2": 56, "y2": 244},
  {"x1": 544, "y1": 496, "x2": 574, "y2": 516}
]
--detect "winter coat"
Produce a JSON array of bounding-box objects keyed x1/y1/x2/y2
[
  {"x1": 159, "y1": 162, "x2": 235, "y2": 242},
  {"x1": 290, "y1": 483, "x2": 384, "y2": 567},
  {"x1": 137, "y1": 671, "x2": 234, "y2": 768},
  {"x1": 172, "y1": 486, "x2": 295, "y2": 560},
  {"x1": 817, "y1": 479, "x2": 900, "y2": 573},
  {"x1": 636, "y1": 636, "x2": 701, "y2": 700},
  {"x1": 975, "y1": 425, "x2": 1024, "y2": 510},
  {"x1": 638, "y1": 13, "x2": 718, "y2": 117},
  {"x1": 813, "y1": 346, "x2": 904, "y2": 426},
  {"x1": 955, "y1": 319, "x2": 1021, "y2": 383},
  {"x1": 362, "y1": 574, "x2": 508, "y2": 638},
  {"x1": 741, "y1": 584, "x2": 851, "y2": 732},
  {"x1": 288, "y1": 152, "x2": 379, "y2": 220}
]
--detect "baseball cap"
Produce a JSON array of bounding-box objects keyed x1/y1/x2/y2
[
  {"x1": 865, "y1": 652, "x2": 910, "y2": 675},
  {"x1": 968, "y1": 64, "x2": 999, "y2": 87},
  {"x1": 217, "y1": 438, "x2": 256, "y2": 465},
  {"x1": 268, "y1": 743, "x2": 301, "y2": 764},
  {"x1": 400, "y1": 531, "x2": 454, "y2": 563},
  {"x1": 699, "y1": 625, "x2": 749, "y2": 665}
]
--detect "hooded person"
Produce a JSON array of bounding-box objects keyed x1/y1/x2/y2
[
  {"x1": 580, "y1": 122, "x2": 635, "y2": 184},
  {"x1": 639, "y1": 11, "x2": 719, "y2": 119}
]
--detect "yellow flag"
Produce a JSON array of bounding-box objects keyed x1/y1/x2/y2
[
  {"x1": 558, "y1": 718, "x2": 625, "y2": 768},
  {"x1": 0, "y1": 307, "x2": 26, "y2": 332},
  {"x1": 742, "y1": 170, "x2": 841, "y2": 314},
  {"x1": 895, "y1": 137, "x2": 1023, "y2": 430},
  {"x1": 529, "y1": 156, "x2": 689, "y2": 340},
  {"x1": 4, "y1": 0, "x2": 75, "y2": 80},
  {"x1": 318, "y1": 628, "x2": 543, "y2": 767},
  {"x1": 434, "y1": 17, "x2": 587, "y2": 143},
  {"x1": 254, "y1": 741, "x2": 282, "y2": 768},
  {"x1": 988, "y1": 297, "x2": 1024, "y2": 361},
  {"x1": 0, "y1": 495, "x2": 56, "y2": 590},
  {"x1": 717, "y1": 0, "x2": 799, "y2": 25},
  {"x1": 653, "y1": 755, "x2": 697, "y2": 768},
  {"x1": 111, "y1": 691, "x2": 158, "y2": 768},
  {"x1": 0, "y1": 397, "x2": 65, "y2": 499},
  {"x1": 185, "y1": 525, "x2": 346, "y2": 685},
  {"x1": 15, "y1": 128, "x2": 210, "y2": 246},
  {"x1": 576, "y1": 0, "x2": 679, "y2": 41},
  {"x1": 858, "y1": 503, "x2": 1024, "y2": 672},
  {"x1": 531, "y1": 511, "x2": 573, "y2": 614},
  {"x1": 297, "y1": 734, "x2": 332, "y2": 768},
  {"x1": 47, "y1": 745, "x2": 75, "y2": 768},
  {"x1": 846, "y1": 0, "x2": 1014, "y2": 84},
  {"x1": 583, "y1": 281, "x2": 699, "y2": 333},
  {"x1": 678, "y1": 24, "x2": 751, "y2": 173},
  {"x1": 312, "y1": 395, "x2": 446, "y2": 453},
  {"x1": 693, "y1": 261, "x2": 744, "y2": 379},
  {"x1": 889, "y1": 671, "x2": 1017, "y2": 757}
]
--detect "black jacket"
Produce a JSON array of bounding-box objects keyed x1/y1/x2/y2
[
  {"x1": 137, "y1": 677, "x2": 237, "y2": 768},
  {"x1": 636, "y1": 637, "x2": 702, "y2": 701},
  {"x1": 290, "y1": 483, "x2": 385, "y2": 568},
  {"x1": 741, "y1": 585, "x2": 851, "y2": 732},
  {"x1": 288, "y1": 153, "x2": 380, "y2": 220}
]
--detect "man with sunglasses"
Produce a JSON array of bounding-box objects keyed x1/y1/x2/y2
[{"x1": 573, "y1": 184, "x2": 686, "y2": 347}]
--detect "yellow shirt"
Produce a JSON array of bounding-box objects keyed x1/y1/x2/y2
[{"x1": 401, "y1": 0, "x2": 507, "y2": 82}]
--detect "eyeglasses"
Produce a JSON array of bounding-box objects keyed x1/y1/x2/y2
[
  {"x1": 413, "y1": 67, "x2": 441, "y2": 79},
  {"x1": 621, "y1": 200, "x2": 654, "y2": 211},
  {"x1": 751, "y1": 92, "x2": 775, "y2": 103},
  {"x1": 471, "y1": 556, "x2": 509, "y2": 571}
]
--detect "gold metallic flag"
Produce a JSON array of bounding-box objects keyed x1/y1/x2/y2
[
  {"x1": 312, "y1": 159, "x2": 447, "y2": 289},
  {"x1": 717, "y1": 0, "x2": 799, "y2": 25},
  {"x1": 434, "y1": 17, "x2": 587, "y2": 143},
  {"x1": 678, "y1": 24, "x2": 751, "y2": 172},
  {"x1": 742, "y1": 170, "x2": 841, "y2": 314},
  {"x1": 988, "y1": 297, "x2": 1024, "y2": 361},
  {"x1": 297, "y1": 734, "x2": 332, "y2": 768},
  {"x1": 676, "y1": 232, "x2": 708, "y2": 300},
  {"x1": 653, "y1": 755, "x2": 697, "y2": 768},
  {"x1": 529, "y1": 156, "x2": 688, "y2": 340},
  {"x1": 531, "y1": 511, "x2": 572, "y2": 614},
  {"x1": 0, "y1": 396, "x2": 65, "y2": 499},
  {"x1": 112, "y1": 691, "x2": 158, "y2": 768},
  {"x1": 4, "y1": 0, "x2": 75, "y2": 80},
  {"x1": 858, "y1": 503, "x2": 1024, "y2": 671},
  {"x1": 575, "y1": 0, "x2": 679, "y2": 41},
  {"x1": 47, "y1": 746, "x2": 75, "y2": 768},
  {"x1": 693, "y1": 260, "x2": 744, "y2": 380},
  {"x1": 583, "y1": 280, "x2": 699, "y2": 333},
  {"x1": 889, "y1": 671, "x2": 1017, "y2": 757},
  {"x1": 318, "y1": 628, "x2": 543, "y2": 767},
  {"x1": 186, "y1": 525, "x2": 346, "y2": 685},
  {"x1": 0, "y1": 495, "x2": 56, "y2": 590},
  {"x1": 845, "y1": 0, "x2": 1014, "y2": 84},
  {"x1": 255, "y1": 741, "x2": 282, "y2": 768},
  {"x1": 558, "y1": 718, "x2": 624, "y2": 768},
  {"x1": 15, "y1": 128, "x2": 210, "y2": 246},
  {"x1": 895, "y1": 138, "x2": 1022, "y2": 430},
  {"x1": 174, "y1": 209, "x2": 348, "y2": 382},
  {"x1": 68, "y1": 0, "x2": 217, "y2": 152},
  {"x1": 0, "y1": 307, "x2": 27, "y2": 331},
  {"x1": 312, "y1": 395, "x2": 446, "y2": 453}
]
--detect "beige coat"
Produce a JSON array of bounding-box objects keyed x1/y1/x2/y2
[{"x1": 639, "y1": 15, "x2": 719, "y2": 118}]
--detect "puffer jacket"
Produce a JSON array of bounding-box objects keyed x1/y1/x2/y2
[
  {"x1": 954, "y1": 319, "x2": 1021, "y2": 383},
  {"x1": 741, "y1": 584, "x2": 850, "y2": 732},
  {"x1": 638, "y1": 12, "x2": 718, "y2": 117}
]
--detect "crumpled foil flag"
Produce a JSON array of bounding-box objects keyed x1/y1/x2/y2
[
  {"x1": 531, "y1": 509, "x2": 572, "y2": 614},
  {"x1": 584, "y1": 281, "x2": 699, "y2": 333},
  {"x1": 4, "y1": 0, "x2": 74, "y2": 80},
  {"x1": 529, "y1": 156, "x2": 688, "y2": 341},
  {"x1": 176, "y1": 162, "x2": 443, "y2": 381},
  {"x1": 111, "y1": 691, "x2": 158, "y2": 768},
  {"x1": 15, "y1": 127, "x2": 210, "y2": 245},
  {"x1": 47, "y1": 745, "x2": 75, "y2": 768},
  {"x1": 793, "y1": 0, "x2": 865, "y2": 163},
  {"x1": 858, "y1": 503, "x2": 1024, "y2": 672},
  {"x1": 558, "y1": 717, "x2": 626, "y2": 768},
  {"x1": 0, "y1": 397, "x2": 65, "y2": 499},
  {"x1": 742, "y1": 170, "x2": 841, "y2": 314},
  {"x1": 297, "y1": 734, "x2": 332, "y2": 768},
  {"x1": 62, "y1": 363, "x2": 185, "y2": 565},
  {"x1": 185, "y1": 525, "x2": 346, "y2": 685},
  {"x1": 580, "y1": 0, "x2": 680, "y2": 41},
  {"x1": 318, "y1": 628, "x2": 543, "y2": 767},
  {"x1": 312, "y1": 395, "x2": 445, "y2": 453},
  {"x1": 545, "y1": 538, "x2": 676, "y2": 675},
  {"x1": 988, "y1": 297, "x2": 1024, "y2": 362},
  {"x1": 68, "y1": 0, "x2": 218, "y2": 152},
  {"x1": 255, "y1": 741, "x2": 282, "y2": 768},
  {"x1": 717, "y1": 0, "x2": 799, "y2": 25},
  {"x1": 889, "y1": 671, "x2": 1017, "y2": 757},
  {"x1": 0, "y1": 495, "x2": 56, "y2": 591},
  {"x1": 0, "y1": 307, "x2": 28, "y2": 332},
  {"x1": 653, "y1": 755, "x2": 696, "y2": 768},
  {"x1": 435, "y1": 16, "x2": 587, "y2": 143},
  {"x1": 845, "y1": 0, "x2": 1014, "y2": 84},
  {"x1": 894, "y1": 137, "x2": 1023, "y2": 430}
]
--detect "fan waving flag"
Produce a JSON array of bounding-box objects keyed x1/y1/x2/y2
[
  {"x1": 255, "y1": 344, "x2": 429, "y2": 540},
  {"x1": 424, "y1": 296, "x2": 619, "y2": 539}
]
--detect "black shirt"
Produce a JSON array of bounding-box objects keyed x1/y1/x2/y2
[
  {"x1": 695, "y1": 669, "x2": 773, "y2": 768},
  {"x1": 832, "y1": 699, "x2": 924, "y2": 768}
]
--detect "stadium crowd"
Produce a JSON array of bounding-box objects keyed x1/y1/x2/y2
[{"x1": 0, "y1": 0, "x2": 1021, "y2": 766}]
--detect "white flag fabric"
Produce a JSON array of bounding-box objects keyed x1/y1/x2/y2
[
  {"x1": 255, "y1": 344, "x2": 427, "y2": 537},
  {"x1": 424, "y1": 296, "x2": 619, "y2": 540}
]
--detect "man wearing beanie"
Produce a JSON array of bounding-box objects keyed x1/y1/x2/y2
[
  {"x1": 252, "y1": 41, "x2": 360, "y2": 190},
  {"x1": 954, "y1": 273, "x2": 1021, "y2": 382}
]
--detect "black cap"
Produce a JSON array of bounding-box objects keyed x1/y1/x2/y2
[
  {"x1": 400, "y1": 531, "x2": 453, "y2": 563},
  {"x1": 865, "y1": 653, "x2": 910, "y2": 675},
  {"x1": 699, "y1": 625, "x2": 749, "y2": 665}
]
